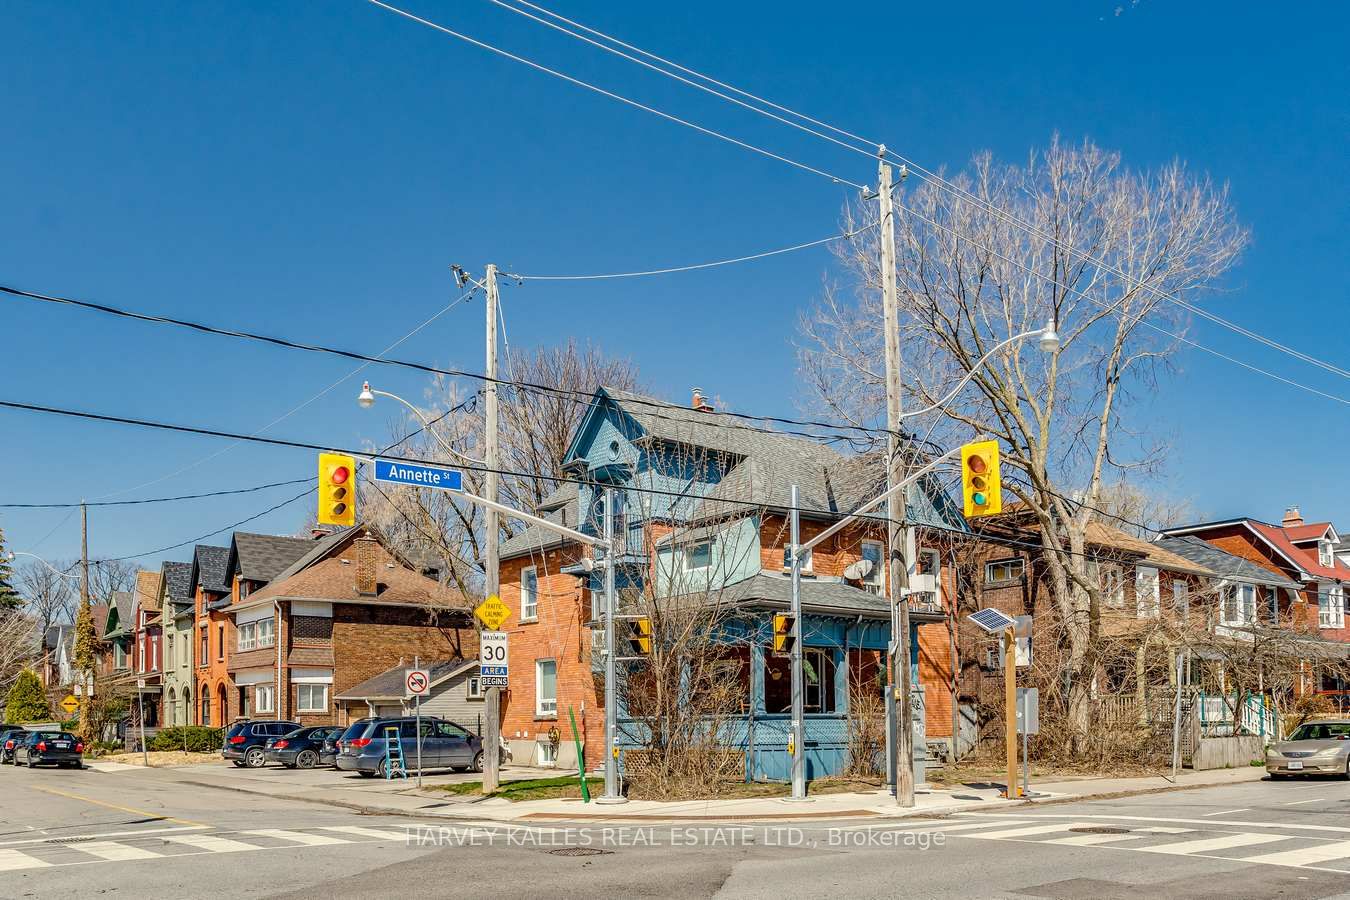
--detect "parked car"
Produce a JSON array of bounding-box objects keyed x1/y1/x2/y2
[
  {"x1": 318, "y1": 728, "x2": 341, "y2": 767},
  {"x1": 1, "y1": 728, "x2": 29, "y2": 764},
  {"x1": 1266, "y1": 719, "x2": 1350, "y2": 778},
  {"x1": 265, "y1": 725, "x2": 344, "y2": 769},
  {"x1": 335, "y1": 716, "x2": 484, "y2": 778},
  {"x1": 222, "y1": 720, "x2": 299, "y2": 768},
  {"x1": 14, "y1": 731, "x2": 83, "y2": 769}
]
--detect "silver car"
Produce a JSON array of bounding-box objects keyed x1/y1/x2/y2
[{"x1": 1266, "y1": 719, "x2": 1350, "y2": 778}]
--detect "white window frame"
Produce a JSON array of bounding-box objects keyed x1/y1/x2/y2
[
  {"x1": 1172, "y1": 580, "x2": 1189, "y2": 621},
  {"x1": 296, "y1": 683, "x2": 328, "y2": 714},
  {"x1": 521, "y1": 566, "x2": 538, "y2": 621},
  {"x1": 1321, "y1": 541, "x2": 1334, "y2": 567},
  {"x1": 1222, "y1": 582, "x2": 1257, "y2": 627},
  {"x1": 254, "y1": 684, "x2": 275, "y2": 714},
  {"x1": 536, "y1": 658, "x2": 558, "y2": 718},
  {"x1": 1135, "y1": 567, "x2": 1160, "y2": 619},
  {"x1": 985, "y1": 557, "x2": 1025, "y2": 585},
  {"x1": 238, "y1": 622, "x2": 256, "y2": 652},
  {"x1": 538, "y1": 740, "x2": 558, "y2": 766},
  {"x1": 1319, "y1": 585, "x2": 1345, "y2": 630},
  {"x1": 684, "y1": 541, "x2": 713, "y2": 571},
  {"x1": 782, "y1": 544, "x2": 813, "y2": 573},
  {"x1": 467, "y1": 675, "x2": 484, "y2": 700}
]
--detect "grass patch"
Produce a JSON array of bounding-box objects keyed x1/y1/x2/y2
[{"x1": 434, "y1": 775, "x2": 591, "y2": 802}]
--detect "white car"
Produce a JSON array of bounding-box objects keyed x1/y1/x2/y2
[{"x1": 1266, "y1": 719, "x2": 1350, "y2": 778}]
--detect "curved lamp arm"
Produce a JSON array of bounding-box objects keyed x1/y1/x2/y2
[
  {"x1": 7, "y1": 551, "x2": 81, "y2": 580},
  {"x1": 358, "y1": 383, "x2": 486, "y2": 466},
  {"x1": 900, "y1": 323, "x2": 1058, "y2": 421}
]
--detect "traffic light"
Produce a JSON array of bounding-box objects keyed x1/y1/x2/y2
[
  {"x1": 961, "y1": 440, "x2": 1002, "y2": 519},
  {"x1": 772, "y1": 613, "x2": 795, "y2": 654},
  {"x1": 318, "y1": 452, "x2": 357, "y2": 527},
  {"x1": 627, "y1": 617, "x2": 652, "y2": 655}
]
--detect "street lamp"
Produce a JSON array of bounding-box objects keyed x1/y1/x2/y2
[
  {"x1": 900, "y1": 322, "x2": 1059, "y2": 422},
  {"x1": 6, "y1": 551, "x2": 80, "y2": 580},
  {"x1": 356, "y1": 382, "x2": 484, "y2": 465}
]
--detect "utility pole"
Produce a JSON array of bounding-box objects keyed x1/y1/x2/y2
[
  {"x1": 877, "y1": 151, "x2": 915, "y2": 807},
  {"x1": 596, "y1": 487, "x2": 625, "y2": 804},
  {"x1": 80, "y1": 501, "x2": 92, "y2": 738},
  {"x1": 482, "y1": 263, "x2": 502, "y2": 795},
  {"x1": 788, "y1": 485, "x2": 807, "y2": 801}
]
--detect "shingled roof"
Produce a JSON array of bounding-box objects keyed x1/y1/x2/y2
[
  {"x1": 192, "y1": 544, "x2": 231, "y2": 594},
  {"x1": 336, "y1": 658, "x2": 478, "y2": 701},
  {"x1": 229, "y1": 532, "x2": 318, "y2": 583},
  {"x1": 499, "y1": 483, "x2": 579, "y2": 560},
  {"x1": 162, "y1": 561, "x2": 193, "y2": 604},
  {"x1": 1153, "y1": 536, "x2": 1302, "y2": 589}
]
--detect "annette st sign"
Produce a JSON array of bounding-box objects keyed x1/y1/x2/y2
[{"x1": 373, "y1": 459, "x2": 463, "y2": 492}]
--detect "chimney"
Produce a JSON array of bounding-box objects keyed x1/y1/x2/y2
[
  {"x1": 1282, "y1": 506, "x2": 1304, "y2": 528},
  {"x1": 354, "y1": 531, "x2": 379, "y2": 596},
  {"x1": 691, "y1": 387, "x2": 714, "y2": 413}
]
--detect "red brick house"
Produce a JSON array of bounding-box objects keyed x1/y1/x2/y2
[
  {"x1": 188, "y1": 544, "x2": 232, "y2": 726},
  {"x1": 224, "y1": 526, "x2": 477, "y2": 727},
  {"x1": 129, "y1": 569, "x2": 164, "y2": 727}
]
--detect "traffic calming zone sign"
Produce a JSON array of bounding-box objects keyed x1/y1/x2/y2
[{"x1": 475, "y1": 594, "x2": 510, "y2": 631}]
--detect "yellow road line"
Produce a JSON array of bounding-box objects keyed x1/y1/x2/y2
[{"x1": 28, "y1": 786, "x2": 206, "y2": 827}]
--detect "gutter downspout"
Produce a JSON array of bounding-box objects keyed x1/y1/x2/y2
[{"x1": 275, "y1": 599, "x2": 284, "y2": 721}]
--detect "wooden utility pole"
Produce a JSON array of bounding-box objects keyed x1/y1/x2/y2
[
  {"x1": 877, "y1": 152, "x2": 915, "y2": 807},
  {"x1": 79, "y1": 501, "x2": 92, "y2": 738},
  {"x1": 482, "y1": 263, "x2": 502, "y2": 795}
]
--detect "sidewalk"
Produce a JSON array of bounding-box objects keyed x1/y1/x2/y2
[{"x1": 88, "y1": 757, "x2": 1267, "y2": 823}]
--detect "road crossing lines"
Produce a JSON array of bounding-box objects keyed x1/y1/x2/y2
[
  {"x1": 1136, "y1": 832, "x2": 1287, "y2": 856},
  {"x1": 74, "y1": 841, "x2": 164, "y2": 861},
  {"x1": 1241, "y1": 840, "x2": 1350, "y2": 869},
  {"x1": 243, "y1": 829, "x2": 351, "y2": 846},
  {"x1": 0, "y1": 848, "x2": 51, "y2": 871},
  {"x1": 162, "y1": 834, "x2": 261, "y2": 854}
]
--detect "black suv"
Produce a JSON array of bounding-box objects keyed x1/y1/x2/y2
[
  {"x1": 265, "y1": 725, "x2": 343, "y2": 769},
  {"x1": 223, "y1": 720, "x2": 299, "y2": 768}
]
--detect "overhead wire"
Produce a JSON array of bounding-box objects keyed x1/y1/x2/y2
[{"x1": 0, "y1": 477, "x2": 316, "y2": 509}]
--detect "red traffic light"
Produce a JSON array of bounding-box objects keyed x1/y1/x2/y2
[
  {"x1": 967, "y1": 455, "x2": 988, "y2": 475},
  {"x1": 329, "y1": 465, "x2": 350, "y2": 485}
]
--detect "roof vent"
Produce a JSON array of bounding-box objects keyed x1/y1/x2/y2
[
  {"x1": 1283, "y1": 506, "x2": 1304, "y2": 528},
  {"x1": 691, "y1": 387, "x2": 714, "y2": 413}
]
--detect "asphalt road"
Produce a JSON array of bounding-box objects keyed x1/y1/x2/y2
[{"x1": 6, "y1": 763, "x2": 1350, "y2": 899}]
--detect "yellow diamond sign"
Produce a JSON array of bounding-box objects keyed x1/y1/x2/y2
[
  {"x1": 474, "y1": 594, "x2": 511, "y2": 631},
  {"x1": 60, "y1": 695, "x2": 79, "y2": 715}
]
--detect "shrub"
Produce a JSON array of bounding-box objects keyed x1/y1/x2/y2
[
  {"x1": 4, "y1": 670, "x2": 50, "y2": 723},
  {"x1": 150, "y1": 725, "x2": 223, "y2": 753}
]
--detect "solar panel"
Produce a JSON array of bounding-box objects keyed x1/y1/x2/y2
[{"x1": 966, "y1": 607, "x2": 1016, "y2": 633}]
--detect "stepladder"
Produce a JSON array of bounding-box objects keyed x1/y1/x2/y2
[{"x1": 384, "y1": 725, "x2": 408, "y2": 780}]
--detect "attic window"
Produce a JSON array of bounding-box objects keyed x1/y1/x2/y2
[
  {"x1": 1320, "y1": 541, "x2": 1334, "y2": 567},
  {"x1": 608, "y1": 440, "x2": 620, "y2": 461}
]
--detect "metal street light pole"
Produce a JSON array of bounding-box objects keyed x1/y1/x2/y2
[
  {"x1": 357, "y1": 383, "x2": 485, "y2": 465},
  {"x1": 787, "y1": 485, "x2": 808, "y2": 801},
  {"x1": 596, "y1": 486, "x2": 626, "y2": 804}
]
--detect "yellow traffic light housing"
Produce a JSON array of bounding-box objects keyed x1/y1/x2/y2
[
  {"x1": 627, "y1": 617, "x2": 652, "y2": 655},
  {"x1": 772, "y1": 613, "x2": 795, "y2": 654},
  {"x1": 318, "y1": 452, "x2": 357, "y2": 527},
  {"x1": 961, "y1": 440, "x2": 1002, "y2": 519}
]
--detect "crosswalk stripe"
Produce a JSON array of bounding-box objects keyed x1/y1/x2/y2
[
  {"x1": 0, "y1": 848, "x2": 50, "y2": 871},
  {"x1": 1140, "y1": 833, "x2": 1287, "y2": 855},
  {"x1": 966, "y1": 823, "x2": 1086, "y2": 840},
  {"x1": 321, "y1": 826, "x2": 411, "y2": 841},
  {"x1": 75, "y1": 841, "x2": 163, "y2": 861},
  {"x1": 1041, "y1": 832, "x2": 1146, "y2": 847},
  {"x1": 162, "y1": 834, "x2": 259, "y2": 854},
  {"x1": 1242, "y1": 840, "x2": 1350, "y2": 868},
  {"x1": 242, "y1": 829, "x2": 351, "y2": 847}
]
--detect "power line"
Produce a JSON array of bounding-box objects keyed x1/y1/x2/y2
[
  {"x1": 0, "y1": 281, "x2": 891, "y2": 442},
  {"x1": 0, "y1": 477, "x2": 315, "y2": 509},
  {"x1": 362, "y1": 0, "x2": 866, "y2": 191},
  {"x1": 99, "y1": 486, "x2": 318, "y2": 562},
  {"x1": 505, "y1": 224, "x2": 872, "y2": 281}
]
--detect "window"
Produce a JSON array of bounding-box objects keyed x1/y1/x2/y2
[
  {"x1": 985, "y1": 558, "x2": 1024, "y2": 584},
  {"x1": 1222, "y1": 583, "x2": 1257, "y2": 626},
  {"x1": 254, "y1": 685, "x2": 275, "y2": 714},
  {"x1": 765, "y1": 648, "x2": 837, "y2": 714},
  {"x1": 1321, "y1": 541, "x2": 1334, "y2": 567},
  {"x1": 1319, "y1": 586, "x2": 1345, "y2": 629},
  {"x1": 297, "y1": 684, "x2": 328, "y2": 714},
  {"x1": 861, "y1": 540, "x2": 884, "y2": 592},
  {"x1": 239, "y1": 581, "x2": 251, "y2": 600},
  {"x1": 1172, "y1": 581, "x2": 1189, "y2": 621},
  {"x1": 538, "y1": 740, "x2": 558, "y2": 766},
  {"x1": 166, "y1": 634, "x2": 174, "y2": 669},
  {"x1": 536, "y1": 659, "x2": 558, "y2": 717},
  {"x1": 114, "y1": 643, "x2": 127, "y2": 670},
  {"x1": 1135, "y1": 567, "x2": 1160, "y2": 618},
  {"x1": 782, "y1": 544, "x2": 813, "y2": 573},
  {"x1": 685, "y1": 541, "x2": 712, "y2": 571},
  {"x1": 466, "y1": 676, "x2": 484, "y2": 700},
  {"x1": 216, "y1": 625, "x2": 224, "y2": 661},
  {"x1": 1096, "y1": 564, "x2": 1125, "y2": 608},
  {"x1": 237, "y1": 619, "x2": 275, "y2": 652},
  {"x1": 521, "y1": 567, "x2": 539, "y2": 621},
  {"x1": 199, "y1": 627, "x2": 208, "y2": 666}
]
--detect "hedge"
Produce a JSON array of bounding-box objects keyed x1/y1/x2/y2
[{"x1": 149, "y1": 725, "x2": 223, "y2": 752}]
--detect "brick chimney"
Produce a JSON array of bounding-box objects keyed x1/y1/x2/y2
[
  {"x1": 691, "y1": 387, "x2": 714, "y2": 413},
  {"x1": 354, "y1": 531, "x2": 379, "y2": 596},
  {"x1": 1282, "y1": 506, "x2": 1304, "y2": 528}
]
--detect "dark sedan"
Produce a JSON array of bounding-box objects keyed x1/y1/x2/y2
[
  {"x1": 1, "y1": 728, "x2": 29, "y2": 764},
  {"x1": 265, "y1": 725, "x2": 344, "y2": 769},
  {"x1": 14, "y1": 731, "x2": 83, "y2": 769}
]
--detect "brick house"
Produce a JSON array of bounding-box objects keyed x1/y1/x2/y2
[
  {"x1": 224, "y1": 526, "x2": 477, "y2": 727},
  {"x1": 159, "y1": 560, "x2": 195, "y2": 727},
  {"x1": 188, "y1": 544, "x2": 231, "y2": 726},
  {"x1": 496, "y1": 386, "x2": 967, "y2": 777},
  {"x1": 129, "y1": 569, "x2": 164, "y2": 727}
]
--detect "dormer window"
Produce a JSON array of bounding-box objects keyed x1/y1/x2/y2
[{"x1": 1321, "y1": 541, "x2": 1334, "y2": 568}]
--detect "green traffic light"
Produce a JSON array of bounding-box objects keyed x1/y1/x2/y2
[{"x1": 972, "y1": 492, "x2": 987, "y2": 506}]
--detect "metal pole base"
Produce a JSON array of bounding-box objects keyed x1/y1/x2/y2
[
  {"x1": 594, "y1": 795, "x2": 629, "y2": 805},
  {"x1": 780, "y1": 795, "x2": 814, "y2": 803}
]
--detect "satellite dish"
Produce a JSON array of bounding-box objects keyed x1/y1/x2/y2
[
  {"x1": 579, "y1": 558, "x2": 596, "y2": 573},
  {"x1": 843, "y1": 559, "x2": 874, "y2": 581}
]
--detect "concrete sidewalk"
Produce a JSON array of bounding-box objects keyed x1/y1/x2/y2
[{"x1": 88, "y1": 757, "x2": 1267, "y2": 823}]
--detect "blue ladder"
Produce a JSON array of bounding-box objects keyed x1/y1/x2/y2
[{"x1": 384, "y1": 725, "x2": 408, "y2": 780}]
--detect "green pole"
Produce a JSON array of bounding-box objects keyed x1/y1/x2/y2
[{"x1": 569, "y1": 706, "x2": 590, "y2": 803}]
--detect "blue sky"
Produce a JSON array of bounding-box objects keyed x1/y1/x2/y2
[{"x1": 1, "y1": 0, "x2": 1346, "y2": 567}]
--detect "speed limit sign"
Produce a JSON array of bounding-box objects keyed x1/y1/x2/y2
[
  {"x1": 480, "y1": 631, "x2": 509, "y2": 688},
  {"x1": 405, "y1": 668, "x2": 430, "y2": 698}
]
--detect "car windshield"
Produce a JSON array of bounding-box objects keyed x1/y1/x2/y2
[
  {"x1": 225, "y1": 723, "x2": 248, "y2": 738},
  {"x1": 339, "y1": 722, "x2": 369, "y2": 741},
  {"x1": 1289, "y1": 723, "x2": 1350, "y2": 741},
  {"x1": 33, "y1": 732, "x2": 72, "y2": 742}
]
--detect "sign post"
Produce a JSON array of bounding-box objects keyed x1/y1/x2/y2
[
  {"x1": 965, "y1": 607, "x2": 1019, "y2": 800},
  {"x1": 135, "y1": 677, "x2": 148, "y2": 767},
  {"x1": 405, "y1": 664, "x2": 430, "y2": 788}
]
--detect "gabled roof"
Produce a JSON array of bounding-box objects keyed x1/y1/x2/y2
[
  {"x1": 161, "y1": 561, "x2": 193, "y2": 605},
  {"x1": 44, "y1": 624, "x2": 71, "y2": 653},
  {"x1": 191, "y1": 544, "x2": 231, "y2": 594},
  {"x1": 228, "y1": 532, "x2": 318, "y2": 584},
  {"x1": 720, "y1": 573, "x2": 893, "y2": 618},
  {"x1": 1082, "y1": 522, "x2": 1214, "y2": 577},
  {"x1": 90, "y1": 603, "x2": 110, "y2": 638},
  {"x1": 134, "y1": 570, "x2": 163, "y2": 615},
  {"x1": 1286, "y1": 522, "x2": 1336, "y2": 543},
  {"x1": 1161, "y1": 519, "x2": 1350, "y2": 582},
  {"x1": 335, "y1": 658, "x2": 478, "y2": 701},
  {"x1": 106, "y1": 592, "x2": 134, "y2": 637},
  {"x1": 500, "y1": 483, "x2": 579, "y2": 560},
  {"x1": 1152, "y1": 536, "x2": 1303, "y2": 589}
]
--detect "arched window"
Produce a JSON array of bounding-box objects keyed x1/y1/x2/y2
[
  {"x1": 200, "y1": 686, "x2": 211, "y2": 725},
  {"x1": 166, "y1": 688, "x2": 176, "y2": 726}
]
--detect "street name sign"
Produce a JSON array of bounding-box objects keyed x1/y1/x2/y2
[
  {"x1": 405, "y1": 668, "x2": 431, "y2": 698},
  {"x1": 373, "y1": 459, "x2": 463, "y2": 492},
  {"x1": 481, "y1": 631, "x2": 509, "y2": 688},
  {"x1": 474, "y1": 594, "x2": 510, "y2": 631}
]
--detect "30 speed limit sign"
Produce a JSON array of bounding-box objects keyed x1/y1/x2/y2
[{"x1": 480, "y1": 631, "x2": 509, "y2": 688}]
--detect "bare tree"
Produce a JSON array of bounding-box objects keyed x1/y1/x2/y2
[
  {"x1": 88, "y1": 559, "x2": 137, "y2": 602},
  {"x1": 18, "y1": 559, "x2": 77, "y2": 640},
  {"x1": 800, "y1": 137, "x2": 1247, "y2": 752},
  {"x1": 0, "y1": 609, "x2": 37, "y2": 697}
]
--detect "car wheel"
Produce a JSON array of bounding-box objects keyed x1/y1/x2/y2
[
  {"x1": 244, "y1": 748, "x2": 266, "y2": 768},
  {"x1": 26, "y1": 757, "x2": 36, "y2": 769},
  {"x1": 376, "y1": 757, "x2": 390, "y2": 779},
  {"x1": 471, "y1": 751, "x2": 483, "y2": 773},
  {"x1": 296, "y1": 750, "x2": 318, "y2": 770}
]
